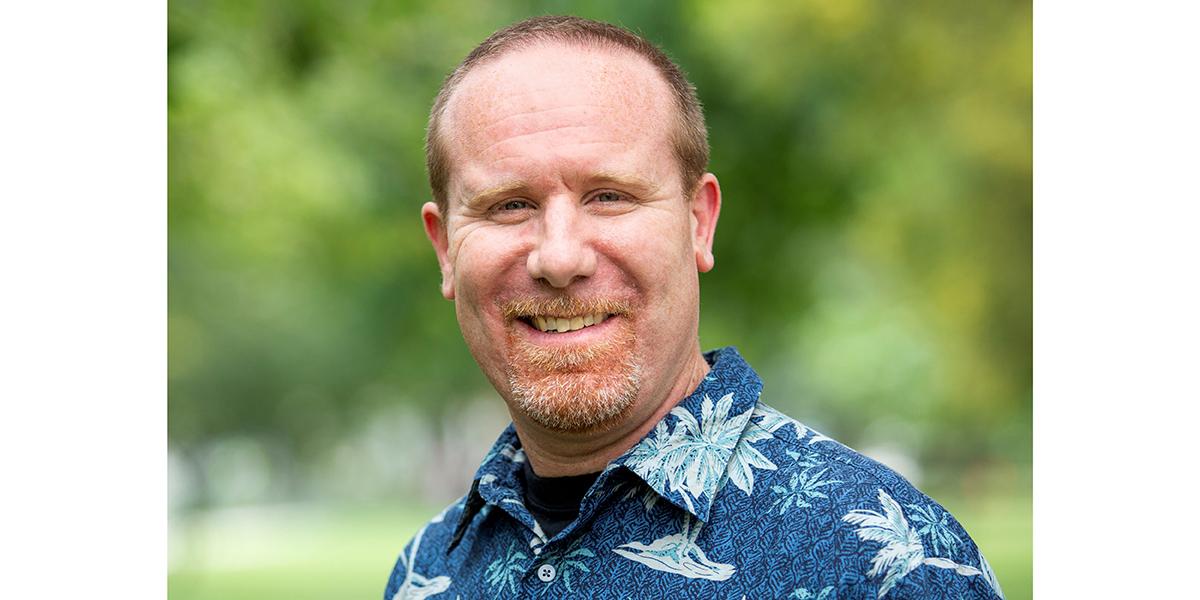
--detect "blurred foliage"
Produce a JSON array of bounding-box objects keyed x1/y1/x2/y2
[{"x1": 169, "y1": 0, "x2": 1029, "y2": 502}]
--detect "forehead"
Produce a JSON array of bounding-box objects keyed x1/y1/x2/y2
[{"x1": 440, "y1": 43, "x2": 678, "y2": 199}]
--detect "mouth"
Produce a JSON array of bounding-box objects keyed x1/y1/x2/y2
[{"x1": 517, "y1": 312, "x2": 615, "y2": 334}]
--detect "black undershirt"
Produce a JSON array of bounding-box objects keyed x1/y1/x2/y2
[{"x1": 521, "y1": 460, "x2": 601, "y2": 539}]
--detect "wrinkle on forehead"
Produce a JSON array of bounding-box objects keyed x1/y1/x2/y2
[
  {"x1": 448, "y1": 43, "x2": 668, "y2": 124},
  {"x1": 440, "y1": 42, "x2": 676, "y2": 179}
]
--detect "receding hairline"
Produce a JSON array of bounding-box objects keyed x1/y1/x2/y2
[
  {"x1": 434, "y1": 41, "x2": 678, "y2": 197},
  {"x1": 439, "y1": 39, "x2": 670, "y2": 127},
  {"x1": 425, "y1": 17, "x2": 710, "y2": 216}
]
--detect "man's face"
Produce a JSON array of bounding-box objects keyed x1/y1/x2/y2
[{"x1": 424, "y1": 43, "x2": 720, "y2": 433}]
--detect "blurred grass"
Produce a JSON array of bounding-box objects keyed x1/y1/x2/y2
[
  {"x1": 168, "y1": 492, "x2": 1030, "y2": 600},
  {"x1": 941, "y1": 490, "x2": 1033, "y2": 599},
  {"x1": 169, "y1": 504, "x2": 435, "y2": 600}
]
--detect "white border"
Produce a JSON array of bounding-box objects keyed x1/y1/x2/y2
[
  {"x1": 1036, "y1": 1, "x2": 1200, "y2": 596},
  {"x1": 4, "y1": 1, "x2": 1200, "y2": 596},
  {"x1": 0, "y1": 3, "x2": 164, "y2": 597}
]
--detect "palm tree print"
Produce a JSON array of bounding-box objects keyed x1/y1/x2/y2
[
  {"x1": 726, "y1": 415, "x2": 778, "y2": 495},
  {"x1": 612, "y1": 478, "x2": 663, "y2": 513},
  {"x1": 481, "y1": 442, "x2": 524, "y2": 466},
  {"x1": 613, "y1": 513, "x2": 735, "y2": 581},
  {"x1": 538, "y1": 537, "x2": 595, "y2": 594},
  {"x1": 842, "y1": 489, "x2": 1000, "y2": 598},
  {"x1": 753, "y1": 404, "x2": 833, "y2": 445},
  {"x1": 785, "y1": 449, "x2": 822, "y2": 468},
  {"x1": 392, "y1": 524, "x2": 452, "y2": 600},
  {"x1": 789, "y1": 585, "x2": 835, "y2": 599},
  {"x1": 977, "y1": 549, "x2": 1004, "y2": 598},
  {"x1": 483, "y1": 541, "x2": 527, "y2": 598},
  {"x1": 904, "y1": 502, "x2": 962, "y2": 556},
  {"x1": 665, "y1": 393, "x2": 759, "y2": 501},
  {"x1": 625, "y1": 393, "x2": 776, "y2": 513},
  {"x1": 528, "y1": 521, "x2": 548, "y2": 556},
  {"x1": 770, "y1": 463, "x2": 842, "y2": 515},
  {"x1": 625, "y1": 481, "x2": 664, "y2": 513},
  {"x1": 623, "y1": 421, "x2": 673, "y2": 494}
]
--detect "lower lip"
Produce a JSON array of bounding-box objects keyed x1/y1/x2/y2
[{"x1": 517, "y1": 315, "x2": 621, "y2": 346}]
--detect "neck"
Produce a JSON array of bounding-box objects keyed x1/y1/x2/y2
[{"x1": 511, "y1": 349, "x2": 711, "y2": 477}]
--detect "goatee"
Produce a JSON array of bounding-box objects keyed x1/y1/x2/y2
[{"x1": 501, "y1": 296, "x2": 642, "y2": 432}]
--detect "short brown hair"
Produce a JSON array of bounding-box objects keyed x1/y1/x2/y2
[{"x1": 425, "y1": 15, "x2": 709, "y2": 214}]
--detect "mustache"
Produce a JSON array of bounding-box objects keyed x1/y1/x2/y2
[{"x1": 500, "y1": 296, "x2": 634, "y2": 319}]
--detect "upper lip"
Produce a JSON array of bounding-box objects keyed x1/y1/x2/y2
[
  {"x1": 501, "y1": 296, "x2": 632, "y2": 333},
  {"x1": 523, "y1": 312, "x2": 612, "y2": 333}
]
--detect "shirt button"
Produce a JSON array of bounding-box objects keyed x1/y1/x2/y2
[{"x1": 536, "y1": 563, "x2": 556, "y2": 582}]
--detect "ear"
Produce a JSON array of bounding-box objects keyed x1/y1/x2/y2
[
  {"x1": 689, "y1": 173, "x2": 722, "y2": 273},
  {"x1": 421, "y1": 201, "x2": 456, "y2": 300}
]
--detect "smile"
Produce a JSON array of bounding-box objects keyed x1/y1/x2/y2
[{"x1": 522, "y1": 313, "x2": 613, "y2": 333}]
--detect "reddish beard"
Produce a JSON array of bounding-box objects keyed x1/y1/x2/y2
[{"x1": 501, "y1": 296, "x2": 642, "y2": 432}]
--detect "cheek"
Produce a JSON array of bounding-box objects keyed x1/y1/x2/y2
[
  {"x1": 600, "y1": 212, "x2": 698, "y2": 313},
  {"x1": 453, "y1": 262, "x2": 498, "y2": 320},
  {"x1": 608, "y1": 213, "x2": 693, "y2": 274},
  {"x1": 451, "y1": 228, "x2": 528, "y2": 312},
  {"x1": 450, "y1": 236, "x2": 514, "y2": 368}
]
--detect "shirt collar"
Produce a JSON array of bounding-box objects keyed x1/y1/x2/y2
[
  {"x1": 449, "y1": 346, "x2": 761, "y2": 550},
  {"x1": 448, "y1": 425, "x2": 528, "y2": 553},
  {"x1": 609, "y1": 346, "x2": 762, "y2": 522}
]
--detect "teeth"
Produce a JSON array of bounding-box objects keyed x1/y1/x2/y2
[{"x1": 529, "y1": 312, "x2": 610, "y2": 333}]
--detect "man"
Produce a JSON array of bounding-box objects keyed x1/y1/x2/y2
[{"x1": 386, "y1": 15, "x2": 1003, "y2": 600}]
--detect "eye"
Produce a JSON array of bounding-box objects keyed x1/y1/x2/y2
[
  {"x1": 591, "y1": 190, "x2": 626, "y2": 203},
  {"x1": 488, "y1": 198, "x2": 534, "y2": 223},
  {"x1": 495, "y1": 199, "x2": 531, "y2": 211}
]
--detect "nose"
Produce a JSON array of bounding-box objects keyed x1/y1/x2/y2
[{"x1": 526, "y1": 199, "x2": 597, "y2": 288}]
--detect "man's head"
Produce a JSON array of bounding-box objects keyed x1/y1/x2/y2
[
  {"x1": 426, "y1": 16, "x2": 709, "y2": 217},
  {"x1": 422, "y1": 16, "x2": 721, "y2": 434}
]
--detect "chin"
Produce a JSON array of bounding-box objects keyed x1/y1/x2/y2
[
  {"x1": 501, "y1": 301, "x2": 645, "y2": 432},
  {"x1": 508, "y1": 366, "x2": 642, "y2": 432}
]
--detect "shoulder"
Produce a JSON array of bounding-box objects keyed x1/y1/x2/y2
[
  {"x1": 741, "y1": 402, "x2": 1005, "y2": 599},
  {"x1": 382, "y1": 495, "x2": 467, "y2": 600},
  {"x1": 745, "y1": 401, "x2": 919, "y2": 501}
]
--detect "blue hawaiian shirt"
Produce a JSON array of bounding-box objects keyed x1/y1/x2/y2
[{"x1": 385, "y1": 347, "x2": 1003, "y2": 599}]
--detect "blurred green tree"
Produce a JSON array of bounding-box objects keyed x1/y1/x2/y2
[{"x1": 169, "y1": 0, "x2": 1029, "y2": 502}]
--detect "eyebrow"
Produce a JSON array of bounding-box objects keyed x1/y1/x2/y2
[
  {"x1": 589, "y1": 171, "x2": 665, "y2": 195},
  {"x1": 462, "y1": 180, "x2": 529, "y2": 210}
]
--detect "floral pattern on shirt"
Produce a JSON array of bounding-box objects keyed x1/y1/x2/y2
[{"x1": 384, "y1": 347, "x2": 1004, "y2": 599}]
